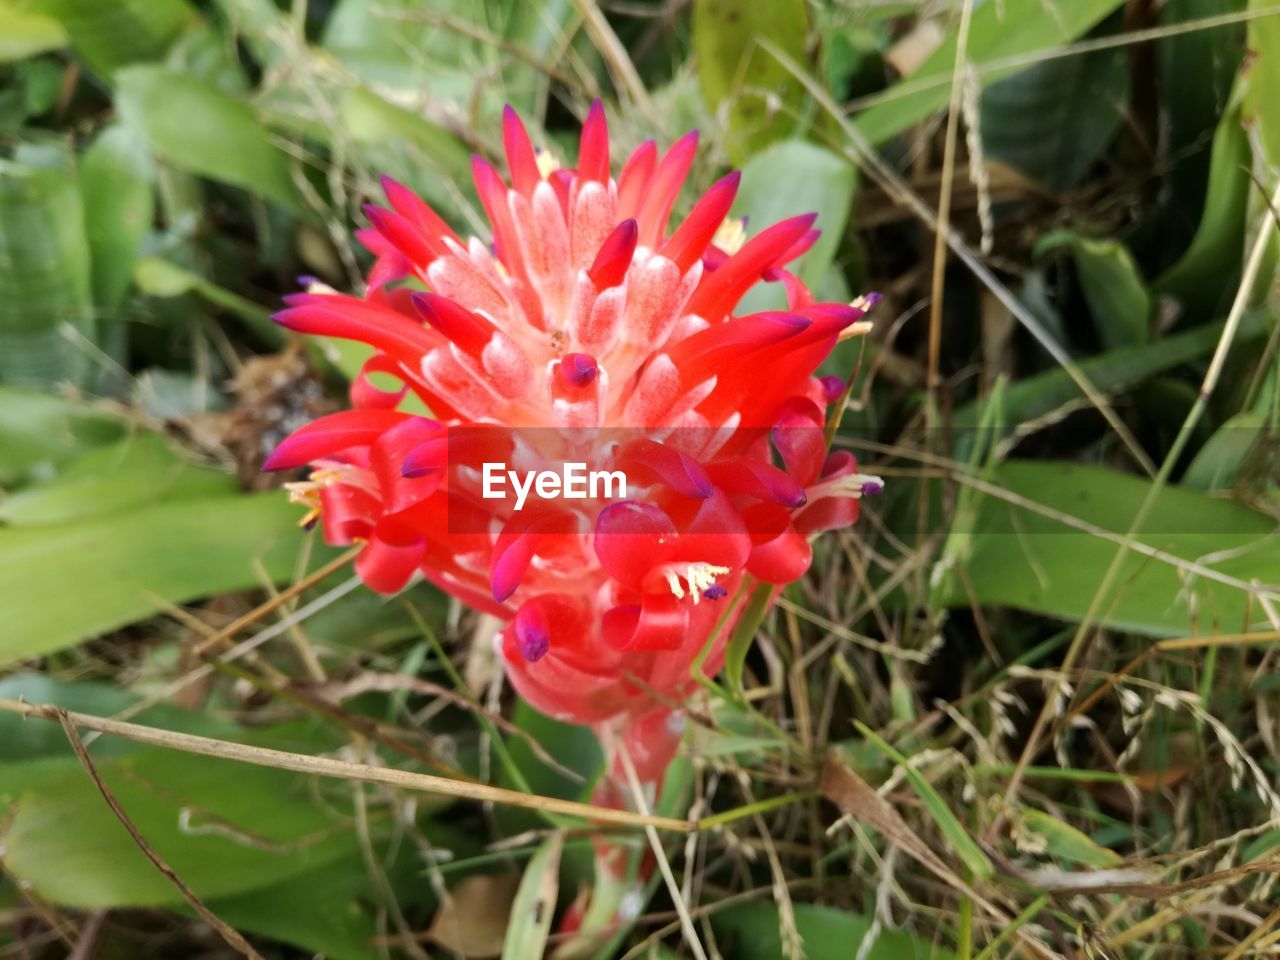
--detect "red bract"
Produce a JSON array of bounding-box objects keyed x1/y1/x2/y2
[{"x1": 266, "y1": 104, "x2": 881, "y2": 784}]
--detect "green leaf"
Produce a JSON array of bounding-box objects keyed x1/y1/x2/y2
[
  {"x1": 207, "y1": 856, "x2": 387, "y2": 960},
  {"x1": 1037, "y1": 230, "x2": 1151, "y2": 349},
  {"x1": 1019, "y1": 808, "x2": 1123, "y2": 867},
  {"x1": 1181, "y1": 412, "x2": 1269, "y2": 492},
  {"x1": 0, "y1": 3, "x2": 68, "y2": 62},
  {"x1": 116, "y1": 65, "x2": 305, "y2": 214},
  {"x1": 723, "y1": 580, "x2": 776, "y2": 697},
  {"x1": 712, "y1": 902, "x2": 953, "y2": 960},
  {"x1": 80, "y1": 123, "x2": 154, "y2": 310},
  {"x1": 1157, "y1": 0, "x2": 1246, "y2": 237},
  {"x1": 0, "y1": 140, "x2": 95, "y2": 389},
  {"x1": 693, "y1": 0, "x2": 810, "y2": 160},
  {"x1": 1, "y1": 731, "x2": 360, "y2": 908},
  {"x1": 0, "y1": 387, "x2": 125, "y2": 485},
  {"x1": 333, "y1": 85, "x2": 473, "y2": 221},
  {"x1": 952, "y1": 310, "x2": 1271, "y2": 432},
  {"x1": 133, "y1": 256, "x2": 282, "y2": 343},
  {"x1": 0, "y1": 433, "x2": 233, "y2": 525},
  {"x1": 0, "y1": 674, "x2": 235, "y2": 763},
  {"x1": 980, "y1": 45, "x2": 1127, "y2": 193},
  {"x1": 855, "y1": 722, "x2": 995, "y2": 880},
  {"x1": 1243, "y1": 0, "x2": 1280, "y2": 169},
  {"x1": 1154, "y1": 98, "x2": 1251, "y2": 322},
  {"x1": 929, "y1": 461, "x2": 1280, "y2": 637},
  {"x1": 854, "y1": 0, "x2": 1125, "y2": 146},
  {"x1": 31, "y1": 0, "x2": 194, "y2": 75},
  {"x1": 0, "y1": 492, "x2": 317, "y2": 665},
  {"x1": 502, "y1": 832, "x2": 563, "y2": 960},
  {"x1": 733, "y1": 139, "x2": 857, "y2": 296}
]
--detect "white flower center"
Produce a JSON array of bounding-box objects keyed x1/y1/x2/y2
[
  {"x1": 809, "y1": 471, "x2": 885, "y2": 501},
  {"x1": 663, "y1": 563, "x2": 730, "y2": 604}
]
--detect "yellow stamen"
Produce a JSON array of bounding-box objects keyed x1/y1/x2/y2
[
  {"x1": 535, "y1": 147, "x2": 560, "y2": 180},
  {"x1": 283, "y1": 468, "x2": 345, "y2": 528},
  {"x1": 712, "y1": 218, "x2": 747, "y2": 255}
]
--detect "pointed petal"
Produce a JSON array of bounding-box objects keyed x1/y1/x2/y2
[
  {"x1": 660, "y1": 170, "x2": 740, "y2": 273},
  {"x1": 502, "y1": 105, "x2": 541, "y2": 194},
  {"x1": 263, "y1": 409, "x2": 411, "y2": 471},
  {"x1": 587, "y1": 218, "x2": 638, "y2": 289},
  {"x1": 578, "y1": 99, "x2": 610, "y2": 184}
]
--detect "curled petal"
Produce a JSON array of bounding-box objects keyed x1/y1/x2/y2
[
  {"x1": 593, "y1": 501, "x2": 678, "y2": 588},
  {"x1": 356, "y1": 535, "x2": 424, "y2": 594},
  {"x1": 741, "y1": 504, "x2": 813, "y2": 583}
]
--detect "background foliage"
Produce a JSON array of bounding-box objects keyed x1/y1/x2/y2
[{"x1": 1, "y1": 0, "x2": 1279, "y2": 957}]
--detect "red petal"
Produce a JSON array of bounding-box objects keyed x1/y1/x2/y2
[
  {"x1": 502, "y1": 105, "x2": 541, "y2": 194},
  {"x1": 684, "y1": 213, "x2": 818, "y2": 320},
  {"x1": 593, "y1": 501, "x2": 679, "y2": 588},
  {"x1": 616, "y1": 439, "x2": 712, "y2": 499},
  {"x1": 771, "y1": 397, "x2": 827, "y2": 485},
  {"x1": 742, "y1": 504, "x2": 812, "y2": 583},
  {"x1": 587, "y1": 219, "x2": 638, "y2": 290},
  {"x1": 660, "y1": 170, "x2": 740, "y2": 273},
  {"x1": 705, "y1": 458, "x2": 807, "y2": 507},
  {"x1": 636, "y1": 130, "x2": 698, "y2": 246},
  {"x1": 264, "y1": 409, "x2": 411, "y2": 471},
  {"x1": 355, "y1": 536, "x2": 424, "y2": 594},
  {"x1": 380, "y1": 175, "x2": 460, "y2": 247},
  {"x1": 578, "y1": 99, "x2": 610, "y2": 184},
  {"x1": 617, "y1": 139, "x2": 657, "y2": 219}
]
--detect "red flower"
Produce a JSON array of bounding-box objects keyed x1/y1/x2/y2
[{"x1": 266, "y1": 103, "x2": 881, "y2": 750}]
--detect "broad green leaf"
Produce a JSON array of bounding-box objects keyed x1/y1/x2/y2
[
  {"x1": 116, "y1": 66, "x2": 304, "y2": 214},
  {"x1": 80, "y1": 123, "x2": 154, "y2": 309},
  {"x1": 733, "y1": 140, "x2": 857, "y2": 295},
  {"x1": 0, "y1": 387, "x2": 125, "y2": 485},
  {"x1": 1, "y1": 731, "x2": 361, "y2": 908},
  {"x1": 712, "y1": 902, "x2": 953, "y2": 960},
  {"x1": 31, "y1": 0, "x2": 194, "y2": 76},
  {"x1": 1020, "y1": 808, "x2": 1122, "y2": 867},
  {"x1": 0, "y1": 674, "x2": 235, "y2": 763},
  {"x1": 930, "y1": 461, "x2": 1280, "y2": 637},
  {"x1": 208, "y1": 856, "x2": 387, "y2": 960},
  {"x1": 0, "y1": 492, "x2": 316, "y2": 665},
  {"x1": 693, "y1": 0, "x2": 810, "y2": 160},
  {"x1": 0, "y1": 433, "x2": 233, "y2": 525},
  {"x1": 0, "y1": 3, "x2": 67, "y2": 62},
  {"x1": 338, "y1": 85, "x2": 473, "y2": 195},
  {"x1": 1154, "y1": 98, "x2": 1251, "y2": 322},
  {"x1": 854, "y1": 0, "x2": 1124, "y2": 146},
  {"x1": 952, "y1": 310, "x2": 1271, "y2": 431},
  {"x1": 501, "y1": 832, "x2": 563, "y2": 960},
  {"x1": 856, "y1": 722, "x2": 994, "y2": 880},
  {"x1": 1243, "y1": 0, "x2": 1280, "y2": 168},
  {"x1": 1037, "y1": 230, "x2": 1151, "y2": 349},
  {"x1": 133, "y1": 256, "x2": 282, "y2": 343},
  {"x1": 0, "y1": 140, "x2": 94, "y2": 389},
  {"x1": 1182, "y1": 412, "x2": 1270, "y2": 491},
  {"x1": 980, "y1": 45, "x2": 1126, "y2": 193},
  {"x1": 322, "y1": 0, "x2": 494, "y2": 110}
]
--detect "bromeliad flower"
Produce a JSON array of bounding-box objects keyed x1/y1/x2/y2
[{"x1": 266, "y1": 102, "x2": 881, "y2": 901}]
